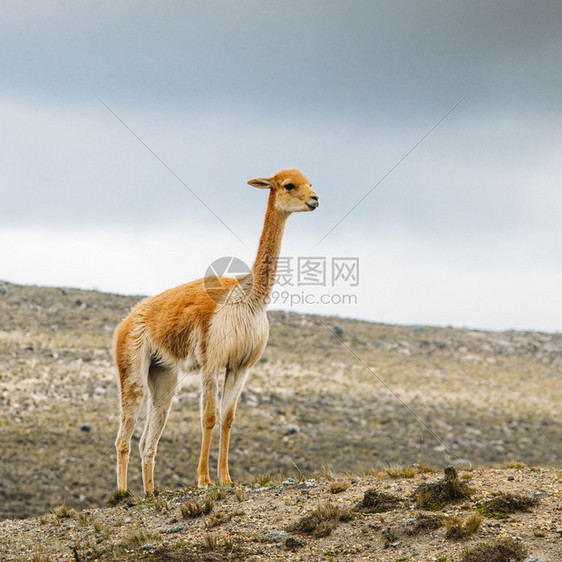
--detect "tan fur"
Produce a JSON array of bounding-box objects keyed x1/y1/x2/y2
[{"x1": 114, "y1": 169, "x2": 318, "y2": 492}]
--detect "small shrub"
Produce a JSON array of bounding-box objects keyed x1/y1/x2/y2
[
  {"x1": 78, "y1": 512, "x2": 93, "y2": 527},
  {"x1": 386, "y1": 465, "x2": 416, "y2": 479},
  {"x1": 504, "y1": 461, "x2": 526, "y2": 469},
  {"x1": 53, "y1": 504, "x2": 76, "y2": 520},
  {"x1": 205, "y1": 510, "x2": 236, "y2": 529},
  {"x1": 39, "y1": 514, "x2": 55, "y2": 525},
  {"x1": 329, "y1": 481, "x2": 350, "y2": 494},
  {"x1": 106, "y1": 488, "x2": 134, "y2": 507},
  {"x1": 93, "y1": 520, "x2": 107, "y2": 535},
  {"x1": 477, "y1": 492, "x2": 539, "y2": 519},
  {"x1": 152, "y1": 496, "x2": 169, "y2": 512},
  {"x1": 462, "y1": 537, "x2": 527, "y2": 562},
  {"x1": 321, "y1": 466, "x2": 335, "y2": 481},
  {"x1": 202, "y1": 533, "x2": 234, "y2": 551},
  {"x1": 203, "y1": 533, "x2": 218, "y2": 551},
  {"x1": 289, "y1": 503, "x2": 354, "y2": 537},
  {"x1": 234, "y1": 487, "x2": 246, "y2": 502},
  {"x1": 180, "y1": 498, "x2": 214, "y2": 519},
  {"x1": 251, "y1": 472, "x2": 279, "y2": 487},
  {"x1": 446, "y1": 513, "x2": 483, "y2": 540},
  {"x1": 122, "y1": 529, "x2": 161, "y2": 547},
  {"x1": 406, "y1": 512, "x2": 445, "y2": 535},
  {"x1": 414, "y1": 466, "x2": 473, "y2": 511},
  {"x1": 463, "y1": 512, "x2": 484, "y2": 536},
  {"x1": 359, "y1": 489, "x2": 401, "y2": 513},
  {"x1": 445, "y1": 518, "x2": 464, "y2": 539}
]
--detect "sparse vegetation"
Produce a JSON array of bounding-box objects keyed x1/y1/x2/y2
[
  {"x1": 386, "y1": 465, "x2": 416, "y2": 478},
  {"x1": 53, "y1": 504, "x2": 76, "y2": 519},
  {"x1": 328, "y1": 480, "x2": 350, "y2": 494},
  {"x1": 105, "y1": 488, "x2": 134, "y2": 507},
  {"x1": 359, "y1": 488, "x2": 402, "y2": 512},
  {"x1": 250, "y1": 472, "x2": 284, "y2": 488},
  {"x1": 462, "y1": 537, "x2": 527, "y2": 561},
  {"x1": 406, "y1": 512, "x2": 445, "y2": 535},
  {"x1": 206, "y1": 487, "x2": 228, "y2": 501},
  {"x1": 445, "y1": 513, "x2": 483, "y2": 539},
  {"x1": 121, "y1": 528, "x2": 161, "y2": 548},
  {"x1": 0, "y1": 467, "x2": 560, "y2": 560},
  {"x1": 205, "y1": 510, "x2": 240, "y2": 528},
  {"x1": 416, "y1": 462, "x2": 438, "y2": 474},
  {"x1": 477, "y1": 492, "x2": 539, "y2": 519},
  {"x1": 202, "y1": 532, "x2": 235, "y2": 552},
  {"x1": 180, "y1": 498, "x2": 214, "y2": 519},
  {"x1": 504, "y1": 460, "x2": 526, "y2": 469},
  {"x1": 289, "y1": 502, "x2": 354, "y2": 537},
  {"x1": 93, "y1": 519, "x2": 109, "y2": 538},
  {"x1": 414, "y1": 466, "x2": 473, "y2": 511},
  {"x1": 151, "y1": 495, "x2": 170, "y2": 512}
]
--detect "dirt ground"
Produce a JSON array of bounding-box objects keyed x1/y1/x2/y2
[{"x1": 0, "y1": 465, "x2": 560, "y2": 561}]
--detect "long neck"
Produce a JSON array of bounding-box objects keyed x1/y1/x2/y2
[{"x1": 248, "y1": 192, "x2": 289, "y2": 306}]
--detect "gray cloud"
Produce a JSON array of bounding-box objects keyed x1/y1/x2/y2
[
  {"x1": 2, "y1": 1, "x2": 562, "y2": 118},
  {"x1": 1, "y1": 1, "x2": 561, "y2": 330}
]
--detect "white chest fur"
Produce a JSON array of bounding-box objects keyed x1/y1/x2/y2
[{"x1": 206, "y1": 304, "x2": 269, "y2": 370}]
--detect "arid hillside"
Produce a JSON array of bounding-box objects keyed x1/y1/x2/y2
[
  {"x1": 0, "y1": 280, "x2": 560, "y2": 524},
  {"x1": 1, "y1": 465, "x2": 561, "y2": 561}
]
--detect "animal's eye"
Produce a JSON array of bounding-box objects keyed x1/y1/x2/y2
[{"x1": 284, "y1": 183, "x2": 296, "y2": 191}]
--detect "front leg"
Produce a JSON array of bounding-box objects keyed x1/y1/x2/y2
[
  {"x1": 218, "y1": 367, "x2": 248, "y2": 484},
  {"x1": 198, "y1": 368, "x2": 218, "y2": 487}
]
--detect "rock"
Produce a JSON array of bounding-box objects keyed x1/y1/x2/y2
[
  {"x1": 167, "y1": 525, "x2": 185, "y2": 534},
  {"x1": 80, "y1": 424, "x2": 91, "y2": 433},
  {"x1": 285, "y1": 424, "x2": 300, "y2": 435},
  {"x1": 332, "y1": 325, "x2": 344, "y2": 338}
]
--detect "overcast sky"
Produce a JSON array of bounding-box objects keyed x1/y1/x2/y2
[{"x1": 1, "y1": 1, "x2": 561, "y2": 331}]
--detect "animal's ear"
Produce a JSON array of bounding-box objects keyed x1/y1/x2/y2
[{"x1": 247, "y1": 177, "x2": 273, "y2": 189}]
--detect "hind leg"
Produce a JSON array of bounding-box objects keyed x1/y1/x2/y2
[
  {"x1": 115, "y1": 374, "x2": 145, "y2": 491},
  {"x1": 139, "y1": 363, "x2": 178, "y2": 493}
]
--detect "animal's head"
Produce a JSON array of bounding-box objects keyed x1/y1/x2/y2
[{"x1": 247, "y1": 168, "x2": 319, "y2": 214}]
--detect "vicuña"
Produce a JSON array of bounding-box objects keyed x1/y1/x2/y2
[{"x1": 114, "y1": 169, "x2": 319, "y2": 492}]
